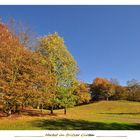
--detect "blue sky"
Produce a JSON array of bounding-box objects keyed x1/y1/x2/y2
[{"x1": 0, "y1": 6, "x2": 140, "y2": 85}]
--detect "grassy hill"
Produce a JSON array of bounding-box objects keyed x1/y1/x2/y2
[{"x1": 0, "y1": 100, "x2": 140, "y2": 130}]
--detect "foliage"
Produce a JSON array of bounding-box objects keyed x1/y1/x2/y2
[
  {"x1": 37, "y1": 33, "x2": 78, "y2": 114},
  {"x1": 110, "y1": 85, "x2": 126, "y2": 100},
  {"x1": 111, "y1": 79, "x2": 140, "y2": 102},
  {"x1": 91, "y1": 77, "x2": 115, "y2": 101},
  {"x1": 57, "y1": 87, "x2": 77, "y2": 114},
  {"x1": 91, "y1": 77, "x2": 140, "y2": 102},
  {"x1": 0, "y1": 23, "x2": 52, "y2": 115},
  {"x1": 38, "y1": 33, "x2": 78, "y2": 88},
  {"x1": 0, "y1": 21, "x2": 80, "y2": 115},
  {"x1": 125, "y1": 79, "x2": 140, "y2": 102},
  {"x1": 74, "y1": 81, "x2": 91, "y2": 104}
]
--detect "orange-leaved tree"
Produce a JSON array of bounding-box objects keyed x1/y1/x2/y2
[
  {"x1": 91, "y1": 77, "x2": 115, "y2": 101},
  {"x1": 0, "y1": 22, "x2": 52, "y2": 115}
]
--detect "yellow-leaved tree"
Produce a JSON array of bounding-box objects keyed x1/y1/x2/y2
[{"x1": 37, "y1": 33, "x2": 78, "y2": 114}]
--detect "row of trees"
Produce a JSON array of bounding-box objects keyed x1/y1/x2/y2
[
  {"x1": 0, "y1": 20, "x2": 139, "y2": 117},
  {"x1": 90, "y1": 77, "x2": 140, "y2": 102},
  {"x1": 0, "y1": 22, "x2": 91, "y2": 116}
]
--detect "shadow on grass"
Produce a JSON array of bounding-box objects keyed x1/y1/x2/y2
[
  {"x1": 100, "y1": 112, "x2": 140, "y2": 115},
  {"x1": 21, "y1": 109, "x2": 57, "y2": 117},
  {"x1": 30, "y1": 119, "x2": 140, "y2": 130}
]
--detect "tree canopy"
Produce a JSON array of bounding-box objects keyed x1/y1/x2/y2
[{"x1": 0, "y1": 22, "x2": 84, "y2": 116}]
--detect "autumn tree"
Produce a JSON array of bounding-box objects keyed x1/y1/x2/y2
[
  {"x1": 0, "y1": 22, "x2": 25, "y2": 115},
  {"x1": 126, "y1": 79, "x2": 140, "y2": 102},
  {"x1": 0, "y1": 22, "x2": 52, "y2": 115},
  {"x1": 109, "y1": 78, "x2": 124, "y2": 100},
  {"x1": 74, "y1": 81, "x2": 91, "y2": 105},
  {"x1": 37, "y1": 33, "x2": 78, "y2": 114},
  {"x1": 91, "y1": 77, "x2": 115, "y2": 101},
  {"x1": 110, "y1": 85, "x2": 125, "y2": 100}
]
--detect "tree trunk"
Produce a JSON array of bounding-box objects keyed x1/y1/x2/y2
[
  {"x1": 106, "y1": 96, "x2": 109, "y2": 101},
  {"x1": 41, "y1": 104, "x2": 43, "y2": 113},
  {"x1": 37, "y1": 104, "x2": 40, "y2": 109},
  {"x1": 22, "y1": 104, "x2": 24, "y2": 110},
  {"x1": 64, "y1": 107, "x2": 67, "y2": 115},
  {"x1": 15, "y1": 104, "x2": 21, "y2": 114},
  {"x1": 50, "y1": 106, "x2": 53, "y2": 114},
  {"x1": 7, "y1": 110, "x2": 12, "y2": 117},
  {"x1": 16, "y1": 104, "x2": 18, "y2": 112},
  {"x1": 18, "y1": 109, "x2": 21, "y2": 115}
]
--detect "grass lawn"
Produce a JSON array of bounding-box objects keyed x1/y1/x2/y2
[{"x1": 0, "y1": 100, "x2": 140, "y2": 130}]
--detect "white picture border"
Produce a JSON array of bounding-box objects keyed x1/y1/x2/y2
[
  {"x1": 0, "y1": 1, "x2": 140, "y2": 140},
  {"x1": 0, "y1": 0, "x2": 140, "y2": 5}
]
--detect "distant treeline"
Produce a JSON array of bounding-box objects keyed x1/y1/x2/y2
[{"x1": 90, "y1": 78, "x2": 140, "y2": 102}]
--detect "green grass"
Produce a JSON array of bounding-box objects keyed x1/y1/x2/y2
[{"x1": 0, "y1": 100, "x2": 140, "y2": 130}]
